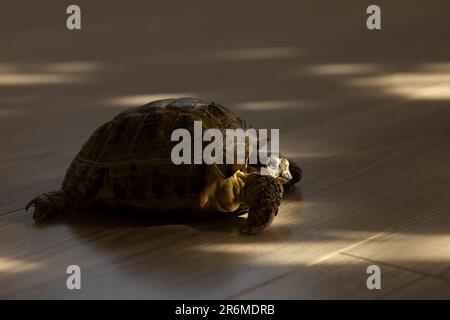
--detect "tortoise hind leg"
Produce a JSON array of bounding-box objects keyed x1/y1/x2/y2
[{"x1": 26, "y1": 190, "x2": 80, "y2": 221}]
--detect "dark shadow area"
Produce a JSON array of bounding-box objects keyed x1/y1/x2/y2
[
  {"x1": 34, "y1": 207, "x2": 246, "y2": 233},
  {"x1": 32, "y1": 186, "x2": 303, "y2": 234},
  {"x1": 1, "y1": 0, "x2": 450, "y2": 299}
]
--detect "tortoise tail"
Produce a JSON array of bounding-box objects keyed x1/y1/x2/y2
[{"x1": 26, "y1": 190, "x2": 69, "y2": 221}]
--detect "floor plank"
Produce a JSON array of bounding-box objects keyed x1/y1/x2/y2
[
  {"x1": 231, "y1": 253, "x2": 450, "y2": 299},
  {"x1": 1, "y1": 0, "x2": 450, "y2": 299},
  {"x1": 341, "y1": 213, "x2": 450, "y2": 281}
]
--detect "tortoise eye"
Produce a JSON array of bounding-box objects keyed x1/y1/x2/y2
[{"x1": 268, "y1": 159, "x2": 277, "y2": 169}]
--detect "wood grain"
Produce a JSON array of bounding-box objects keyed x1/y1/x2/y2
[{"x1": 0, "y1": 0, "x2": 449, "y2": 299}]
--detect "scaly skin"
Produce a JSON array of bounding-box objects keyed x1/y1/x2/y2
[
  {"x1": 26, "y1": 191, "x2": 70, "y2": 221},
  {"x1": 200, "y1": 171, "x2": 283, "y2": 234},
  {"x1": 26, "y1": 191, "x2": 88, "y2": 221}
]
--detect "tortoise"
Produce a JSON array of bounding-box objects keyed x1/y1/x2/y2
[{"x1": 27, "y1": 98, "x2": 302, "y2": 233}]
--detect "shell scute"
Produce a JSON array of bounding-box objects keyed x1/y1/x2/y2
[{"x1": 63, "y1": 98, "x2": 248, "y2": 208}]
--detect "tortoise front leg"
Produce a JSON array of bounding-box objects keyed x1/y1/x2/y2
[
  {"x1": 240, "y1": 174, "x2": 283, "y2": 234},
  {"x1": 200, "y1": 171, "x2": 283, "y2": 234}
]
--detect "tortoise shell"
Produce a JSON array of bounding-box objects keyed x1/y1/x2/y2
[{"x1": 62, "y1": 98, "x2": 251, "y2": 211}]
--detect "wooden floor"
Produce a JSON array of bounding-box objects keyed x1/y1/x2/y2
[{"x1": 1, "y1": 0, "x2": 449, "y2": 299}]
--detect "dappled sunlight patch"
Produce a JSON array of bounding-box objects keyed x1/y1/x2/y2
[
  {"x1": 301, "y1": 62, "x2": 450, "y2": 100},
  {"x1": 43, "y1": 61, "x2": 102, "y2": 73},
  {"x1": 0, "y1": 73, "x2": 79, "y2": 86},
  {"x1": 232, "y1": 99, "x2": 310, "y2": 111},
  {"x1": 345, "y1": 233, "x2": 450, "y2": 264},
  {"x1": 387, "y1": 83, "x2": 450, "y2": 100},
  {"x1": 0, "y1": 60, "x2": 102, "y2": 86},
  {"x1": 192, "y1": 236, "x2": 364, "y2": 266},
  {"x1": 213, "y1": 47, "x2": 302, "y2": 61},
  {"x1": 305, "y1": 63, "x2": 380, "y2": 76},
  {"x1": 106, "y1": 93, "x2": 195, "y2": 107},
  {"x1": 0, "y1": 256, "x2": 42, "y2": 273},
  {"x1": 192, "y1": 229, "x2": 450, "y2": 270},
  {"x1": 347, "y1": 72, "x2": 450, "y2": 100}
]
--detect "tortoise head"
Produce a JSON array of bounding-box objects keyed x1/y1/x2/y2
[{"x1": 261, "y1": 155, "x2": 293, "y2": 184}]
